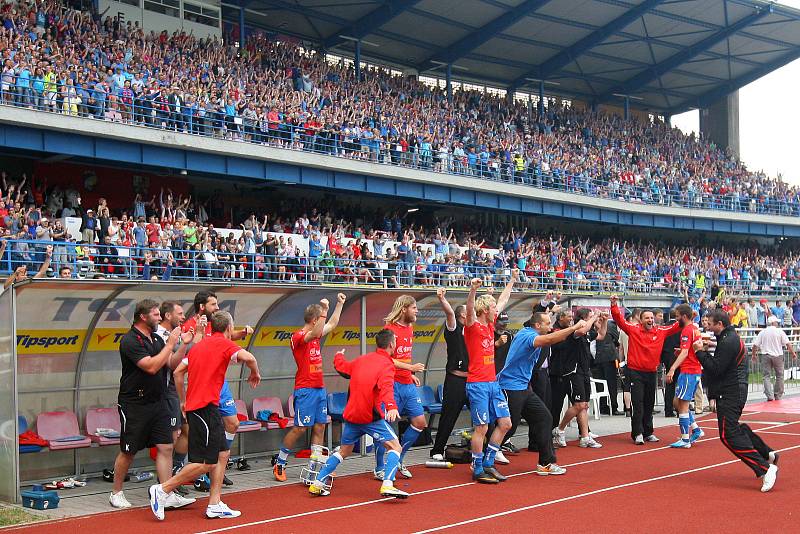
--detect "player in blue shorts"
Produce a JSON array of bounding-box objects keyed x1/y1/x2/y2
[
  {"x1": 274, "y1": 294, "x2": 346, "y2": 482},
  {"x1": 374, "y1": 296, "x2": 426, "y2": 480},
  {"x1": 666, "y1": 304, "x2": 705, "y2": 448},
  {"x1": 309, "y1": 329, "x2": 409, "y2": 499}
]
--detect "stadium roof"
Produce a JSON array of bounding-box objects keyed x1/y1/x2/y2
[{"x1": 222, "y1": 0, "x2": 800, "y2": 115}]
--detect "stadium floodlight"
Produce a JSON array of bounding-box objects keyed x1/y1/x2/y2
[
  {"x1": 525, "y1": 78, "x2": 561, "y2": 86},
  {"x1": 612, "y1": 93, "x2": 644, "y2": 101},
  {"x1": 338, "y1": 35, "x2": 379, "y2": 47}
]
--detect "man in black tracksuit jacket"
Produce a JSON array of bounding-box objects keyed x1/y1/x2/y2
[{"x1": 695, "y1": 310, "x2": 779, "y2": 492}]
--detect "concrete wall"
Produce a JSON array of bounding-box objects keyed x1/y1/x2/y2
[
  {"x1": 700, "y1": 90, "x2": 740, "y2": 158},
  {"x1": 100, "y1": 0, "x2": 221, "y2": 39}
]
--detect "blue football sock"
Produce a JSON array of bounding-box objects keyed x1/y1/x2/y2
[
  {"x1": 679, "y1": 413, "x2": 690, "y2": 441},
  {"x1": 483, "y1": 442, "x2": 500, "y2": 468},
  {"x1": 315, "y1": 452, "x2": 342, "y2": 485},
  {"x1": 375, "y1": 443, "x2": 386, "y2": 471},
  {"x1": 384, "y1": 449, "x2": 401, "y2": 482},
  {"x1": 689, "y1": 411, "x2": 698, "y2": 430},
  {"x1": 399, "y1": 425, "x2": 423, "y2": 463},
  {"x1": 277, "y1": 447, "x2": 291, "y2": 466},
  {"x1": 471, "y1": 452, "x2": 484, "y2": 475}
]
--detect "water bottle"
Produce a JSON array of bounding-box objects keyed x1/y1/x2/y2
[
  {"x1": 132, "y1": 471, "x2": 154, "y2": 482},
  {"x1": 425, "y1": 460, "x2": 453, "y2": 469}
]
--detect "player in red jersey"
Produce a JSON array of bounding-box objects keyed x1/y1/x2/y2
[
  {"x1": 666, "y1": 304, "x2": 705, "y2": 448},
  {"x1": 149, "y1": 311, "x2": 261, "y2": 521},
  {"x1": 373, "y1": 295, "x2": 426, "y2": 479},
  {"x1": 309, "y1": 329, "x2": 409, "y2": 499},
  {"x1": 464, "y1": 271, "x2": 517, "y2": 483},
  {"x1": 273, "y1": 293, "x2": 347, "y2": 482}
]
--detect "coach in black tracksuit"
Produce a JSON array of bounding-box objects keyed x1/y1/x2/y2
[
  {"x1": 430, "y1": 289, "x2": 469, "y2": 459},
  {"x1": 696, "y1": 310, "x2": 779, "y2": 491}
]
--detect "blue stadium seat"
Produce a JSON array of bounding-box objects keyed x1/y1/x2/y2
[
  {"x1": 418, "y1": 386, "x2": 442, "y2": 414},
  {"x1": 18, "y1": 415, "x2": 43, "y2": 454},
  {"x1": 327, "y1": 392, "x2": 347, "y2": 422},
  {"x1": 436, "y1": 384, "x2": 444, "y2": 403}
]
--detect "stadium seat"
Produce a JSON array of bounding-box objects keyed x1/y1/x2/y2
[
  {"x1": 36, "y1": 411, "x2": 91, "y2": 450},
  {"x1": 85, "y1": 407, "x2": 121, "y2": 446},
  {"x1": 287, "y1": 393, "x2": 331, "y2": 424},
  {"x1": 418, "y1": 386, "x2": 442, "y2": 414},
  {"x1": 589, "y1": 379, "x2": 612, "y2": 420},
  {"x1": 234, "y1": 400, "x2": 261, "y2": 432},
  {"x1": 251, "y1": 397, "x2": 294, "y2": 429},
  {"x1": 327, "y1": 392, "x2": 347, "y2": 423}
]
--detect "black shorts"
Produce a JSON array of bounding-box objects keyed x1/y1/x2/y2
[
  {"x1": 118, "y1": 400, "x2": 173, "y2": 454},
  {"x1": 165, "y1": 390, "x2": 185, "y2": 431},
  {"x1": 621, "y1": 366, "x2": 631, "y2": 393},
  {"x1": 187, "y1": 403, "x2": 228, "y2": 465},
  {"x1": 566, "y1": 373, "x2": 591, "y2": 403}
]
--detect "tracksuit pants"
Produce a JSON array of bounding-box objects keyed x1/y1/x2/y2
[
  {"x1": 531, "y1": 368, "x2": 551, "y2": 411},
  {"x1": 549, "y1": 374, "x2": 568, "y2": 430},
  {"x1": 431, "y1": 374, "x2": 468, "y2": 457},
  {"x1": 716, "y1": 385, "x2": 772, "y2": 478},
  {"x1": 502, "y1": 388, "x2": 556, "y2": 466},
  {"x1": 629, "y1": 369, "x2": 656, "y2": 439}
]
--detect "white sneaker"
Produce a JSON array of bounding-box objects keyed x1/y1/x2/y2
[
  {"x1": 495, "y1": 451, "x2": 510, "y2": 465},
  {"x1": 431, "y1": 454, "x2": 444, "y2": 461},
  {"x1": 761, "y1": 464, "x2": 778, "y2": 492},
  {"x1": 373, "y1": 468, "x2": 385, "y2": 481},
  {"x1": 634, "y1": 434, "x2": 644, "y2": 445},
  {"x1": 398, "y1": 464, "x2": 413, "y2": 479},
  {"x1": 206, "y1": 501, "x2": 242, "y2": 519},
  {"x1": 588, "y1": 432, "x2": 600, "y2": 439},
  {"x1": 109, "y1": 491, "x2": 132, "y2": 509},
  {"x1": 164, "y1": 491, "x2": 196, "y2": 509},
  {"x1": 579, "y1": 436, "x2": 602, "y2": 448},
  {"x1": 148, "y1": 484, "x2": 168, "y2": 521},
  {"x1": 552, "y1": 428, "x2": 567, "y2": 448},
  {"x1": 645, "y1": 435, "x2": 660, "y2": 443}
]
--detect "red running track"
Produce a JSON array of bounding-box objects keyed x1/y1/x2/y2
[{"x1": 13, "y1": 411, "x2": 799, "y2": 534}]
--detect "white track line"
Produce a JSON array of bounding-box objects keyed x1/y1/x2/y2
[
  {"x1": 195, "y1": 419, "x2": 798, "y2": 534},
  {"x1": 755, "y1": 430, "x2": 800, "y2": 436},
  {"x1": 412, "y1": 443, "x2": 800, "y2": 534}
]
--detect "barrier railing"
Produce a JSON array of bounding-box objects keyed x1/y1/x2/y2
[
  {"x1": 1, "y1": 75, "x2": 798, "y2": 217},
  {"x1": 3, "y1": 238, "x2": 800, "y2": 296},
  {"x1": 740, "y1": 327, "x2": 800, "y2": 395}
]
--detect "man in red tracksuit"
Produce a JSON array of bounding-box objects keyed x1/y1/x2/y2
[
  {"x1": 611, "y1": 296, "x2": 680, "y2": 444},
  {"x1": 308, "y1": 329, "x2": 409, "y2": 499}
]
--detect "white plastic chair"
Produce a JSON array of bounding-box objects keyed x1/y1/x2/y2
[{"x1": 589, "y1": 378, "x2": 611, "y2": 420}]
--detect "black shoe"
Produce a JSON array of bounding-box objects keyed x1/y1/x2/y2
[
  {"x1": 625, "y1": 409, "x2": 632, "y2": 418},
  {"x1": 652, "y1": 409, "x2": 661, "y2": 414},
  {"x1": 236, "y1": 458, "x2": 251, "y2": 471},
  {"x1": 483, "y1": 466, "x2": 507, "y2": 482},
  {"x1": 500, "y1": 441, "x2": 520, "y2": 454},
  {"x1": 664, "y1": 412, "x2": 676, "y2": 418},
  {"x1": 174, "y1": 485, "x2": 190, "y2": 497},
  {"x1": 613, "y1": 410, "x2": 625, "y2": 416},
  {"x1": 223, "y1": 474, "x2": 234, "y2": 486},
  {"x1": 472, "y1": 471, "x2": 500, "y2": 484}
]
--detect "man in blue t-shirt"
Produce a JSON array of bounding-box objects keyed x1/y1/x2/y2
[{"x1": 497, "y1": 311, "x2": 585, "y2": 475}]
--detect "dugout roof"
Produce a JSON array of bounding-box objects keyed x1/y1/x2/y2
[{"x1": 222, "y1": 0, "x2": 800, "y2": 114}]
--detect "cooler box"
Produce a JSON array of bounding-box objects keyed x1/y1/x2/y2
[{"x1": 21, "y1": 486, "x2": 60, "y2": 510}]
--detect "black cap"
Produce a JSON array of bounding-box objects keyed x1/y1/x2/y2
[{"x1": 497, "y1": 312, "x2": 509, "y2": 323}]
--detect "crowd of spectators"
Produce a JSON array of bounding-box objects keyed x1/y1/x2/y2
[
  {"x1": 0, "y1": 1, "x2": 798, "y2": 215},
  {"x1": 3, "y1": 168, "x2": 800, "y2": 298}
]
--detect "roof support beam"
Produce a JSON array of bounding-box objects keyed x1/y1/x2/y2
[
  {"x1": 671, "y1": 46, "x2": 800, "y2": 114},
  {"x1": 323, "y1": 0, "x2": 422, "y2": 50},
  {"x1": 509, "y1": 0, "x2": 664, "y2": 90},
  {"x1": 596, "y1": 6, "x2": 771, "y2": 104},
  {"x1": 417, "y1": 0, "x2": 552, "y2": 72}
]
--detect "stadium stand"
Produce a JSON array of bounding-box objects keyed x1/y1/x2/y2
[{"x1": 0, "y1": 1, "x2": 799, "y2": 216}]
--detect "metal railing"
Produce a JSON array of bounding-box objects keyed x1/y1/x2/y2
[
  {"x1": 3, "y1": 238, "x2": 800, "y2": 295},
  {"x1": 1, "y1": 75, "x2": 798, "y2": 217},
  {"x1": 740, "y1": 327, "x2": 800, "y2": 395}
]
